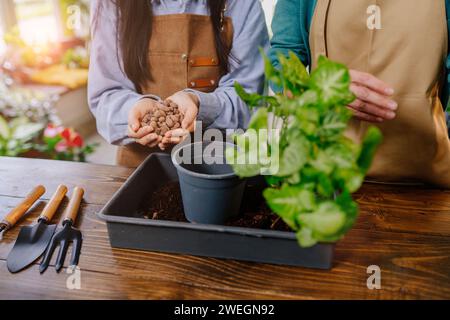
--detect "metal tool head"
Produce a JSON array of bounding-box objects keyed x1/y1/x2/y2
[
  {"x1": 7, "y1": 220, "x2": 57, "y2": 273},
  {"x1": 39, "y1": 220, "x2": 82, "y2": 273}
]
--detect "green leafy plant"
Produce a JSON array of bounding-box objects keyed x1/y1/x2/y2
[
  {"x1": 0, "y1": 115, "x2": 44, "y2": 157},
  {"x1": 227, "y1": 53, "x2": 383, "y2": 247},
  {"x1": 0, "y1": 115, "x2": 96, "y2": 161}
]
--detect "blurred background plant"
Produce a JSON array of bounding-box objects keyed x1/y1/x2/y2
[
  {"x1": 0, "y1": 72, "x2": 60, "y2": 123},
  {"x1": 0, "y1": 114, "x2": 44, "y2": 156},
  {"x1": 36, "y1": 123, "x2": 97, "y2": 161},
  {"x1": 61, "y1": 46, "x2": 89, "y2": 69},
  {"x1": 0, "y1": 0, "x2": 95, "y2": 162},
  {"x1": 0, "y1": 111, "x2": 96, "y2": 161},
  {"x1": 0, "y1": 0, "x2": 277, "y2": 165}
]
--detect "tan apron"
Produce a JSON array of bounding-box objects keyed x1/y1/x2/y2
[
  {"x1": 117, "y1": 14, "x2": 233, "y2": 167},
  {"x1": 310, "y1": 0, "x2": 450, "y2": 188}
]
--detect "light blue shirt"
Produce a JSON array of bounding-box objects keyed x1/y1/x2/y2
[{"x1": 88, "y1": 0, "x2": 269, "y2": 145}]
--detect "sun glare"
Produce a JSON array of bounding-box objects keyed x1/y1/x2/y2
[{"x1": 18, "y1": 15, "x2": 58, "y2": 47}]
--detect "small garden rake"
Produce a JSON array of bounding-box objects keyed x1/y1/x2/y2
[{"x1": 39, "y1": 187, "x2": 84, "y2": 273}]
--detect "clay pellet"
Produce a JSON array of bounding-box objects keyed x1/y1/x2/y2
[{"x1": 140, "y1": 100, "x2": 184, "y2": 139}]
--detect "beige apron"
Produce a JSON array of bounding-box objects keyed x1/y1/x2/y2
[
  {"x1": 310, "y1": 0, "x2": 450, "y2": 188},
  {"x1": 117, "y1": 14, "x2": 233, "y2": 167}
]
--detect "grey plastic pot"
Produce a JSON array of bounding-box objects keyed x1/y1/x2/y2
[{"x1": 171, "y1": 141, "x2": 246, "y2": 225}]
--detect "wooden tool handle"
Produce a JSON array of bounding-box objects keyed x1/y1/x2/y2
[
  {"x1": 2, "y1": 185, "x2": 46, "y2": 228},
  {"x1": 39, "y1": 185, "x2": 68, "y2": 222},
  {"x1": 64, "y1": 187, "x2": 84, "y2": 223}
]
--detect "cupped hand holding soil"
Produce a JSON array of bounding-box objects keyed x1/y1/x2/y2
[{"x1": 140, "y1": 100, "x2": 185, "y2": 138}]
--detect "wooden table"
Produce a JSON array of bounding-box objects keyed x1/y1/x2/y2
[{"x1": 0, "y1": 157, "x2": 449, "y2": 299}]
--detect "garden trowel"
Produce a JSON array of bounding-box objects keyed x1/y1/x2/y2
[{"x1": 7, "y1": 185, "x2": 67, "y2": 273}]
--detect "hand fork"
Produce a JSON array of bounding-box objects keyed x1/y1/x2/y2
[{"x1": 39, "y1": 187, "x2": 84, "y2": 273}]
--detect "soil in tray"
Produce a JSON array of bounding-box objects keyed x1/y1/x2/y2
[{"x1": 139, "y1": 181, "x2": 292, "y2": 232}]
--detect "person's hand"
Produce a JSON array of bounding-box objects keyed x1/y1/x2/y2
[
  {"x1": 348, "y1": 70, "x2": 398, "y2": 123},
  {"x1": 127, "y1": 98, "x2": 162, "y2": 148},
  {"x1": 159, "y1": 91, "x2": 199, "y2": 150}
]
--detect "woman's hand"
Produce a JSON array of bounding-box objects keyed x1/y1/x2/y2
[
  {"x1": 159, "y1": 91, "x2": 199, "y2": 150},
  {"x1": 348, "y1": 70, "x2": 398, "y2": 123},
  {"x1": 127, "y1": 98, "x2": 162, "y2": 148}
]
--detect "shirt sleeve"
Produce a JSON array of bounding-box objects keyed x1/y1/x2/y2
[
  {"x1": 88, "y1": 0, "x2": 160, "y2": 145},
  {"x1": 268, "y1": 0, "x2": 307, "y2": 68},
  {"x1": 185, "y1": 0, "x2": 270, "y2": 130}
]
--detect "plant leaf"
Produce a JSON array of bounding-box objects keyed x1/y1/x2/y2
[
  {"x1": 225, "y1": 145, "x2": 261, "y2": 178},
  {"x1": 275, "y1": 131, "x2": 310, "y2": 177},
  {"x1": 0, "y1": 115, "x2": 11, "y2": 139},
  {"x1": 12, "y1": 122, "x2": 44, "y2": 140},
  {"x1": 358, "y1": 126, "x2": 383, "y2": 173},
  {"x1": 225, "y1": 108, "x2": 271, "y2": 178},
  {"x1": 262, "y1": 49, "x2": 282, "y2": 87},
  {"x1": 9, "y1": 117, "x2": 29, "y2": 129},
  {"x1": 296, "y1": 228, "x2": 317, "y2": 247},
  {"x1": 263, "y1": 185, "x2": 316, "y2": 230},
  {"x1": 278, "y1": 51, "x2": 309, "y2": 95},
  {"x1": 248, "y1": 108, "x2": 268, "y2": 130},
  {"x1": 309, "y1": 56, "x2": 354, "y2": 107},
  {"x1": 335, "y1": 190, "x2": 359, "y2": 233},
  {"x1": 297, "y1": 201, "x2": 347, "y2": 239},
  {"x1": 234, "y1": 82, "x2": 279, "y2": 109}
]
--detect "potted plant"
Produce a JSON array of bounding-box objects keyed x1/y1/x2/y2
[
  {"x1": 98, "y1": 53, "x2": 383, "y2": 268},
  {"x1": 171, "y1": 140, "x2": 246, "y2": 225},
  {"x1": 226, "y1": 53, "x2": 383, "y2": 247}
]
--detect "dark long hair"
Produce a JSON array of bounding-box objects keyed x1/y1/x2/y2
[{"x1": 113, "y1": 0, "x2": 229, "y2": 92}]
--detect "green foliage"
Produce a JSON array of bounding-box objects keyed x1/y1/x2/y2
[
  {"x1": 264, "y1": 185, "x2": 316, "y2": 230},
  {"x1": 0, "y1": 115, "x2": 44, "y2": 157},
  {"x1": 0, "y1": 115, "x2": 96, "y2": 162},
  {"x1": 234, "y1": 82, "x2": 279, "y2": 111},
  {"x1": 229, "y1": 53, "x2": 383, "y2": 247},
  {"x1": 358, "y1": 126, "x2": 383, "y2": 173}
]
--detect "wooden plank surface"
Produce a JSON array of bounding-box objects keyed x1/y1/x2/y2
[{"x1": 0, "y1": 156, "x2": 449, "y2": 300}]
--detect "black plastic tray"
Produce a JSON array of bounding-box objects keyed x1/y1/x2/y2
[{"x1": 97, "y1": 154, "x2": 334, "y2": 269}]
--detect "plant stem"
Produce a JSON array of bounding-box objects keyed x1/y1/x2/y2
[{"x1": 270, "y1": 216, "x2": 282, "y2": 229}]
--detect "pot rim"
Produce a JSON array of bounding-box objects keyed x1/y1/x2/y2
[{"x1": 171, "y1": 141, "x2": 239, "y2": 180}]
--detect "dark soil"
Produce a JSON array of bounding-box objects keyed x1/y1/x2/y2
[
  {"x1": 141, "y1": 181, "x2": 292, "y2": 232},
  {"x1": 142, "y1": 181, "x2": 186, "y2": 222}
]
